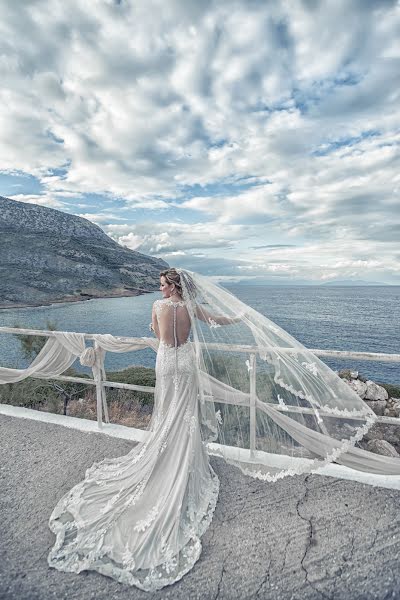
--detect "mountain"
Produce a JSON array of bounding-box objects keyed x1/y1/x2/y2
[
  {"x1": 230, "y1": 277, "x2": 391, "y2": 287},
  {"x1": 321, "y1": 279, "x2": 389, "y2": 286},
  {"x1": 231, "y1": 278, "x2": 317, "y2": 286},
  {"x1": 0, "y1": 196, "x2": 168, "y2": 308}
]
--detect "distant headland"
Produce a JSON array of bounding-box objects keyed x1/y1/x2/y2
[{"x1": 0, "y1": 196, "x2": 168, "y2": 309}]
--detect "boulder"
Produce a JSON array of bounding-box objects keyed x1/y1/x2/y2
[
  {"x1": 366, "y1": 439, "x2": 400, "y2": 458},
  {"x1": 338, "y1": 369, "x2": 359, "y2": 380},
  {"x1": 364, "y1": 400, "x2": 387, "y2": 416},
  {"x1": 384, "y1": 405, "x2": 400, "y2": 418},
  {"x1": 364, "y1": 423, "x2": 400, "y2": 446},
  {"x1": 344, "y1": 379, "x2": 367, "y2": 398},
  {"x1": 393, "y1": 399, "x2": 400, "y2": 418},
  {"x1": 365, "y1": 380, "x2": 389, "y2": 401}
]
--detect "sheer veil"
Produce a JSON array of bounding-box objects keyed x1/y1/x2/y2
[{"x1": 176, "y1": 269, "x2": 400, "y2": 481}]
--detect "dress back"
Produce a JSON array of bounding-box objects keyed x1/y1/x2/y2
[{"x1": 153, "y1": 299, "x2": 191, "y2": 348}]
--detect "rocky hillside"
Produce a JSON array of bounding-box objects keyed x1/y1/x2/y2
[{"x1": 0, "y1": 196, "x2": 168, "y2": 308}]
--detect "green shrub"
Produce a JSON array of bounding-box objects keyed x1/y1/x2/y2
[
  {"x1": 378, "y1": 382, "x2": 400, "y2": 398},
  {"x1": 106, "y1": 366, "x2": 155, "y2": 406}
]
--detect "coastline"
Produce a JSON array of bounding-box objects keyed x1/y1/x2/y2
[{"x1": 0, "y1": 288, "x2": 155, "y2": 311}]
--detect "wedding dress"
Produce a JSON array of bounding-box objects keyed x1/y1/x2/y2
[
  {"x1": 47, "y1": 268, "x2": 400, "y2": 591},
  {"x1": 47, "y1": 297, "x2": 219, "y2": 591}
]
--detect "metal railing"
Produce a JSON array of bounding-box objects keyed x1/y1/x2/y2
[{"x1": 1, "y1": 326, "x2": 399, "y2": 450}]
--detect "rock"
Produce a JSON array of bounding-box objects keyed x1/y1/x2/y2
[
  {"x1": 339, "y1": 369, "x2": 359, "y2": 379},
  {"x1": 344, "y1": 379, "x2": 367, "y2": 398},
  {"x1": 366, "y1": 439, "x2": 400, "y2": 458},
  {"x1": 365, "y1": 380, "x2": 389, "y2": 401},
  {"x1": 364, "y1": 423, "x2": 400, "y2": 447},
  {"x1": 385, "y1": 406, "x2": 400, "y2": 418},
  {"x1": 364, "y1": 400, "x2": 387, "y2": 416}
]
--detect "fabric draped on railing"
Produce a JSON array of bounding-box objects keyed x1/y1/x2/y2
[
  {"x1": 0, "y1": 332, "x2": 158, "y2": 385},
  {"x1": 0, "y1": 334, "x2": 82, "y2": 384},
  {"x1": 1, "y1": 331, "x2": 400, "y2": 477},
  {"x1": 0, "y1": 331, "x2": 158, "y2": 384},
  {"x1": 0, "y1": 332, "x2": 158, "y2": 425}
]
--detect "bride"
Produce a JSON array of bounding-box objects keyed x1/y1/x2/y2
[
  {"x1": 47, "y1": 268, "x2": 239, "y2": 590},
  {"x1": 48, "y1": 267, "x2": 400, "y2": 591}
]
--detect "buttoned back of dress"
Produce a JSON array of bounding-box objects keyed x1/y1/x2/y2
[{"x1": 153, "y1": 299, "x2": 191, "y2": 348}]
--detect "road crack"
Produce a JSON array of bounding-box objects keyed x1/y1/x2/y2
[
  {"x1": 296, "y1": 475, "x2": 332, "y2": 600},
  {"x1": 213, "y1": 558, "x2": 227, "y2": 600},
  {"x1": 254, "y1": 549, "x2": 272, "y2": 598}
]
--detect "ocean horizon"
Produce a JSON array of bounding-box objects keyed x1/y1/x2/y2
[{"x1": 0, "y1": 284, "x2": 399, "y2": 385}]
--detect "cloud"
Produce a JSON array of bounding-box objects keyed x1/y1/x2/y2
[
  {"x1": 250, "y1": 244, "x2": 297, "y2": 250},
  {"x1": 104, "y1": 220, "x2": 247, "y2": 254},
  {"x1": 7, "y1": 193, "x2": 65, "y2": 209},
  {"x1": 0, "y1": 0, "x2": 399, "y2": 282},
  {"x1": 159, "y1": 252, "x2": 251, "y2": 277},
  {"x1": 78, "y1": 212, "x2": 126, "y2": 222},
  {"x1": 180, "y1": 182, "x2": 284, "y2": 223}
]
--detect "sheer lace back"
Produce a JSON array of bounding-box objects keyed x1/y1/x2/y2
[{"x1": 153, "y1": 299, "x2": 191, "y2": 348}]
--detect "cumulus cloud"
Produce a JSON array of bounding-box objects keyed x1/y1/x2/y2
[
  {"x1": 7, "y1": 193, "x2": 65, "y2": 208},
  {"x1": 104, "y1": 220, "x2": 247, "y2": 254},
  {"x1": 0, "y1": 0, "x2": 399, "y2": 282},
  {"x1": 78, "y1": 212, "x2": 126, "y2": 222}
]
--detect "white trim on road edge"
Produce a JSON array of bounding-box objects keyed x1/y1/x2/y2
[{"x1": 1, "y1": 403, "x2": 400, "y2": 490}]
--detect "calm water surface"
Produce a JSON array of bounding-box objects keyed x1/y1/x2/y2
[{"x1": 0, "y1": 286, "x2": 399, "y2": 384}]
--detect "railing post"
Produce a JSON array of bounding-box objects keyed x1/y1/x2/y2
[
  {"x1": 95, "y1": 379, "x2": 103, "y2": 429},
  {"x1": 99, "y1": 345, "x2": 110, "y2": 424},
  {"x1": 93, "y1": 341, "x2": 105, "y2": 429},
  {"x1": 249, "y1": 353, "x2": 256, "y2": 456}
]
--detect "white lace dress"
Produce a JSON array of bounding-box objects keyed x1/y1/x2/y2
[{"x1": 48, "y1": 299, "x2": 220, "y2": 591}]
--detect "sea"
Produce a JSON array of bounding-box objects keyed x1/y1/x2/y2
[{"x1": 0, "y1": 285, "x2": 399, "y2": 385}]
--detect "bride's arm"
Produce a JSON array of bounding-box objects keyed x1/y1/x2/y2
[
  {"x1": 150, "y1": 304, "x2": 160, "y2": 339},
  {"x1": 194, "y1": 304, "x2": 242, "y2": 326}
]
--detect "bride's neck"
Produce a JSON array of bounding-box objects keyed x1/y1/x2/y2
[{"x1": 168, "y1": 293, "x2": 183, "y2": 302}]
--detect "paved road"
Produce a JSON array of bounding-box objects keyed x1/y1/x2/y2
[{"x1": 1, "y1": 414, "x2": 400, "y2": 600}]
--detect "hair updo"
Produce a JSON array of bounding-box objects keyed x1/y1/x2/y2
[
  {"x1": 159, "y1": 268, "x2": 183, "y2": 296},
  {"x1": 159, "y1": 268, "x2": 198, "y2": 300}
]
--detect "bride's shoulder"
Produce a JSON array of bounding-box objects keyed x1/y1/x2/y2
[{"x1": 153, "y1": 298, "x2": 189, "y2": 311}]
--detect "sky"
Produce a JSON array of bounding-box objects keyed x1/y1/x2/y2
[{"x1": 0, "y1": 0, "x2": 399, "y2": 284}]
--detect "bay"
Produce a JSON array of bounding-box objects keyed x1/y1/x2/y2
[{"x1": 0, "y1": 285, "x2": 399, "y2": 385}]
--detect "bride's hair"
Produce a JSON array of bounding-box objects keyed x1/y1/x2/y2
[
  {"x1": 159, "y1": 268, "x2": 183, "y2": 296},
  {"x1": 159, "y1": 268, "x2": 197, "y2": 300}
]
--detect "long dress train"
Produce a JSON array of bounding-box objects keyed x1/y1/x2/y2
[
  {"x1": 48, "y1": 270, "x2": 399, "y2": 590},
  {"x1": 48, "y1": 300, "x2": 219, "y2": 591}
]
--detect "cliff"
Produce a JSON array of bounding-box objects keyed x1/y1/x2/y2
[{"x1": 0, "y1": 196, "x2": 168, "y2": 308}]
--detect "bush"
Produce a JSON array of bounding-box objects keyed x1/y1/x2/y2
[
  {"x1": 378, "y1": 382, "x2": 400, "y2": 398},
  {"x1": 106, "y1": 366, "x2": 156, "y2": 406},
  {"x1": 12, "y1": 319, "x2": 58, "y2": 360}
]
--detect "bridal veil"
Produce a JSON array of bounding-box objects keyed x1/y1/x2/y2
[{"x1": 177, "y1": 269, "x2": 400, "y2": 480}]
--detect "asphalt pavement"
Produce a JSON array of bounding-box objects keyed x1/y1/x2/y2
[{"x1": 1, "y1": 414, "x2": 400, "y2": 600}]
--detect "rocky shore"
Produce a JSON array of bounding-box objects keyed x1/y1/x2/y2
[
  {"x1": 0, "y1": 286, "x2": 153, "y2": 310},
  {"x1": 339, "y1": 369, "x2": 400, "y2": 457}
]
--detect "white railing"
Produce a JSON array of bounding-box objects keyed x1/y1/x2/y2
[{"x1": 1, "y1": 326, "x2": 399, "y2": 451}]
